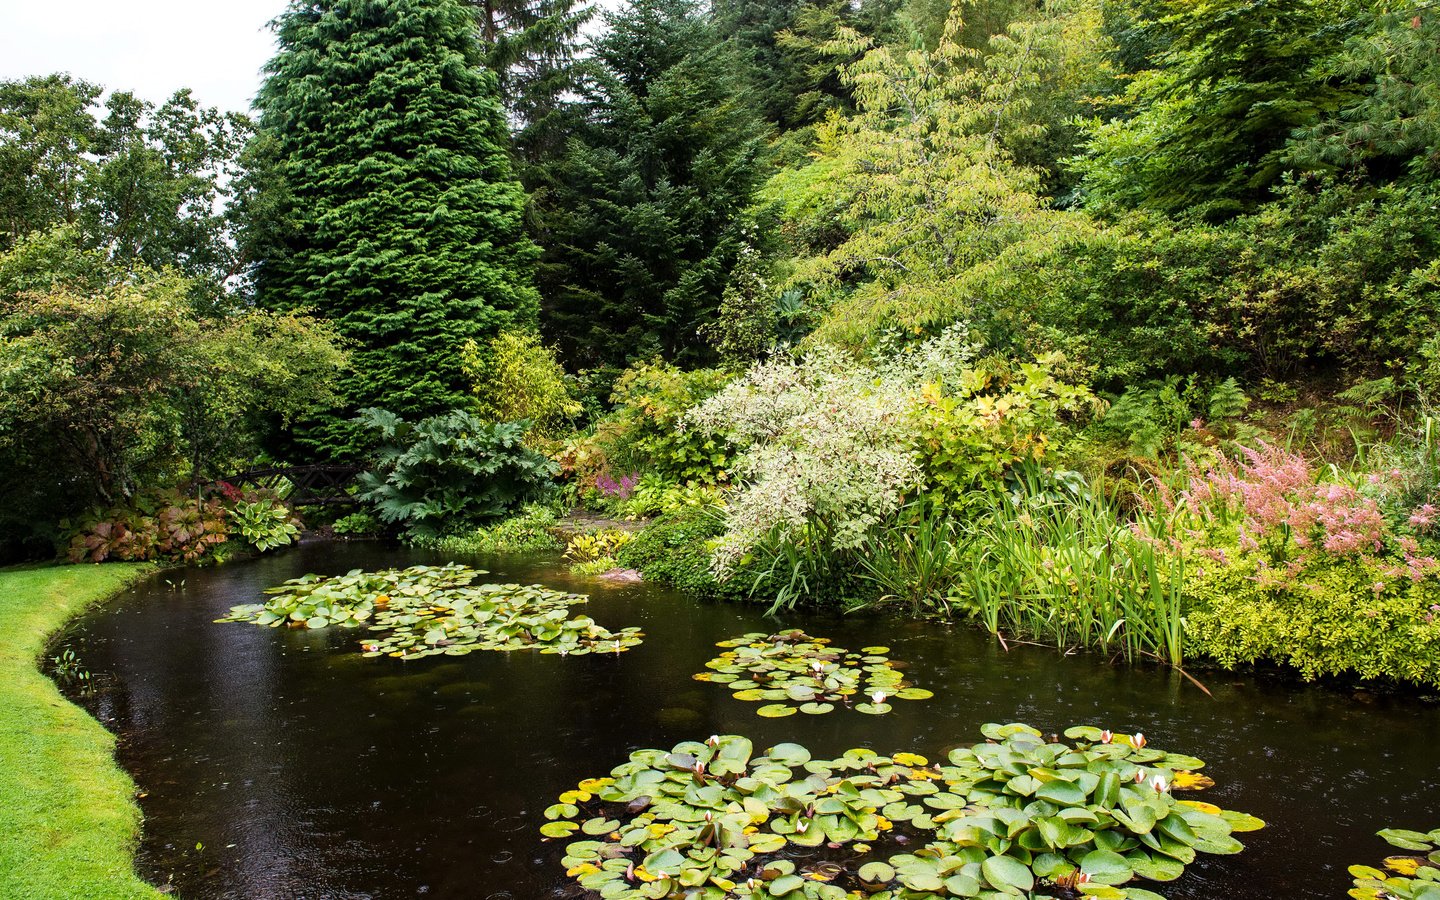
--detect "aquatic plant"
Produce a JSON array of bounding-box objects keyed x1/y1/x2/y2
[
  {"x1": 544, "y1": 723, "x2": 1262, "y2": 899},
  {"x1": 218, "y1": 564, "x2": 643, "y2": 658},
  {"x1": 1348, "y1": 827, "x2": 1440, "y2": 900},
  {"x1": 692, "y1": 630, "x2": 932, "y2": 716}
]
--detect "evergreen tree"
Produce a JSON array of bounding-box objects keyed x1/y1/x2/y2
[
  {"x1": 535, "y1": 0, "x2": 770, "y2": 369},
  {"x1": 249, "y1": 0, "x2": 539, "y2": 458}
]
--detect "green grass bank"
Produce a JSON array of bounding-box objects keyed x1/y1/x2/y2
[{"x1": 0, "y1": 563, "x2": 163, "y2": 900}]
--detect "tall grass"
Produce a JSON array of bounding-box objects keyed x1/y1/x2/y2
[
  {"x1": 949, "y1": 479, "x2": 1187, "y2": 667},
  {"x1": 854, "y1": 502, "x2": 960, "y2": 616}
]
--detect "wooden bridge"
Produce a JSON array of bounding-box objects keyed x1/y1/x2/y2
[{"x1": 215, "y1": 464, "x2": 364, "y2": 507}]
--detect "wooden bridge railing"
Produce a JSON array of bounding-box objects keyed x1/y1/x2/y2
[{"x1": 215, "y1": 464, "x2": 364, "y2": 507}]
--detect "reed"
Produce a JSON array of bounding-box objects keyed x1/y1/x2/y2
[{"x1": 949, "y1": 478, "x2": 1187, "y2": 666}]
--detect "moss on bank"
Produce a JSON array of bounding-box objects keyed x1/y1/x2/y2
[{"x1": 0, "y1": 563, "x2": 163, "y2": 900}]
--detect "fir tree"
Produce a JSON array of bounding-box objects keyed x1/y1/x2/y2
[
  {"x1": 535, "y1": 0, "x2": 770, "y2": 369},
  {"x1": 249, "y1": 0, "x2": 538, "y2": 457}
]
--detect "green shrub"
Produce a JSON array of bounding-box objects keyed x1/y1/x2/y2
[
  {"x1": 591, "y1": 360, "x2": 734, "y2": 485},
  {"x1": 331, "y1": 510, "x2": 383, "y2": 536},
  {"x1": 419, "y1": 504, "x2": 562, "y2": 554},
  {"x1": 355, "y1": 409, "x2": 557, "y2": 541},
  {"x1": 616, "y1": 510, "x2": 747, "y2": 601},
  {"x1": 227, "y1": 498, "x2": 301, "y2": 552},
  {"x1": 1184, "y1": 549, "x2": 1440, "y2": 686},
  {"x1": 462, "y1": 330, "x2": 581, "y2": 439}
]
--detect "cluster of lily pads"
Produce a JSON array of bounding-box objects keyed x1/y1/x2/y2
[
  {"x1": 217, "y1": 563, "x2": 644, "y2": 658},
  {"x1": 1349, "y1": 827, "x2": 1440, "y2": 900},
  {"x1": 542, "y1": 722, "x2": 1264, "y2": 900},
  {"x1": 693, "y1": 630, "x2": 933, "y2": 717}
]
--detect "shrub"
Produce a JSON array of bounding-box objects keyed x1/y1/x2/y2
[
  {"x1": 1184, "y1": 549, "x2": 1440, "y2": 685},
  {"x1": 331, "y1": 510, "x2": 383, "y2": 536},
  {"x1": 354, "y1": 409, "x2": 557, "y2": 541},
  {"x1": 463, "y1": 330, "x2": 581, "y2": 439},
  {"x1": 64, "y1": 489, "x2": 229, "y2": 564},
  {"x1": 590, "y1": 360, "x2": 734, "y2": 485},
  {"x1": 686, "y1": 346, "x2": 924, "y2": 576},
  {"x1": 911, "y1": 353, "x2": 1098, "y2": 512},
  {"x1": 616, "y1": 510, "x2": 748, "y2": 601},
  {"x1": 418, "y1": 503, "x2": 563, "y2": 555},
  {"x1": 227, "y1": 498, "x2": 301, "y2": 552},
  {"x1": 563, "y1": 530, "x2": 634, "y2": 565}
]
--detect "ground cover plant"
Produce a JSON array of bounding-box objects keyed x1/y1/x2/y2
[
  {"x1": 542, "y1": 723, "x2": 1262, "y2": 900},
  {"x1": 0, "y1": 564, "x2": 161, "y2": 900},
  {"x1": 219, "y1": 563, "x2": 643, "y2": 658},
  {"x1": 693, "y1": 630, "x2": 932, "y2": 716},
  {"x1": 1348, "y1": 827, "x2": 1440, "y2": 900}
]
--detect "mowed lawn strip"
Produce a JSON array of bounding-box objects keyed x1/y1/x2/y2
[{"x1": 0, "y1": 563, "x2": 163, "y2": 900}]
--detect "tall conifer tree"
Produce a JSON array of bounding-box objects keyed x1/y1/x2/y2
[{"x1": 249, "y1": 0, "x2": 538, "y2": 457}]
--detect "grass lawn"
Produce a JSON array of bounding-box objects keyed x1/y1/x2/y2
[{"x1": 0, "y1": 563, "x2": 164, "y2": 900}]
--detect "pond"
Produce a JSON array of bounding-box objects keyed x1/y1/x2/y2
[{"x1": 59, "y1": 541, "x2": 1440, "y2": 899}]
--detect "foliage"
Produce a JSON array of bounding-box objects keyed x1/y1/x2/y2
[
  {"x1": 1347, "y1": 827, "x2": 1440, "y2": 900},
  {"x1": 419, "y1": 503, "x2": 563, "y2": 554},
  {"x1": 226, "y1": 498, "x2": 301, "y2": 553},
  {"x1": 331, "y1": 510, "x2": 383, "y2": 536},
  {"x1": 0, "y1": 563, "x2": 161, "y2": 900},
  {"x1": 614, "y1": 508, "x2": 745, "y2": 601},
  {"x1": 619, "y1": 476, "x2": 729, "y2": 520},
  {"x1": 564, "y1": 529, "x2": 634, "y2": 565},
  {"x1": 1094, "y1": 377, "x2": 1248, "y2": 460},
  {"x1": 697, "y1": 226, "x2": 780, "y2": 365},
  {"x1": 948, "y1": 478, "x2": 1188, "y2": 667},
  {"x1": 219, "y1": 563, "x2": 643, "y2": 657},
  {"x1": 248, "y1": 0, "x2": 539, "y2": 457},
  {"x1": 687, "y1": 347, "x2": 923, "y2": 575},
  {"x1": 63, "y1": 489, "x2": 229, "y2": 565},
  {"x1": 0, "y1": 268, "x2": 345, "y2": 552},
  {"x1": 588, "y1": 360, "x2": 735, "y2": 485},
  {"x1": 1182, "y1": 547, "x2": 1440, "y2": 686},
  {"x1": 354, "y1": 408, "x2": 558, "y2": 541},
  {"x1": 544, "y1": 723, "x2": 1261, "y2": 899},
  {"x1": 463, "y1": 329, "x2": 581, "y2": 439},
  {"x1": 912, "y1": 354, "x2": 1098, "y2": 512},
  {"x1": 534, "y1": 0, "x2": 771, "y2": 367},
  {"x1": 692, "y1": 630, "x2": 932, "y2": 717},
  {"x1": 1071, "y1": 0, "x2": 1353, "y2": 218},
  {"x1": 853, "y1": 501, "x2": 962, "y2": 616},
  {"x1": 0, "y1": 74, "x2": 250, "y2": 298}
]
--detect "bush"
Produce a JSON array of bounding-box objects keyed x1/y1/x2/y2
[
  {"x1": 1185, "y1": 550, "x2": 1440, "y2": 686},
  {"x1": 588, "y1": 360, "x2": 734, "y2": 485},
  {"x1": 463, "y1": 330, "x2": 581, "y2": 439},
  {"x1": 354, "y1": 409, "x2": 557, "y2": 541},
  {"x1": 418, "y1": 503, "x2": 564, "y2": 555},
  {"x1": 332, "y1": 510, "x2": 383, "y2": 537},
  {"x1": 64, "y1": 489, "x2": 229, "y2": 564},
  {"x1": 616, "y1": 510, "x2": 748, "y2": 601}
]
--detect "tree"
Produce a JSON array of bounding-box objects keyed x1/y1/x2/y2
[
  {"x1": 1071, "y1": 0, "x2": 1355, "y2": 218},
  {"x1": 0, "y1": 75, "x2": 250, "y2": 302},
  {"x1": 0, "y1": 268, "x2": 346, "y2": 551},
  {"x1": 249, "y1": 0, "x2": 539, "y2": 458},
  {"x1": 535, "y1": 0, "x2": 770, "y2": 369}
]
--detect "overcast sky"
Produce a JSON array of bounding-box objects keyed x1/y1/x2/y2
[{"x1": 1, "y1": 1, "x2": 282, "y2": 113}]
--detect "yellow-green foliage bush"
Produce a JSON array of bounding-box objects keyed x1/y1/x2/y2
[
  {"x1": 463, "y1": 330, "x2": 580, "y2": 438},
  {"x1": 587, "y1": 360, "x2": 733, "y2": 486},
  {"x1": 1184, "y1": 549, "x2": 1440, "y2": 686},
  {"x1": 564, "y1": 529, "x2": 634, "y2": 564},
  {"x1": 911, "y1": 354, "x2": 1099, "y2": 512}
]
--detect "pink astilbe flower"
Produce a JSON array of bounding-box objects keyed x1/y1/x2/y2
[{"x1": 1181, "y1": 442, "x2": 1439, "y2": 577}]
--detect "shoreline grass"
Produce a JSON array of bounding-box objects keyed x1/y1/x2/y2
[{"x1": 0, "y1": 563, "x2": 163, "y2": 900}]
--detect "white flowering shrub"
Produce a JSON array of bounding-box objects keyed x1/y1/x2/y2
[{"x1": 686, "y1": 329, "x2": 979, "y2": 575}]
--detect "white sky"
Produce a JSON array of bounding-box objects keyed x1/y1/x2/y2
[{"x1": 0, "y1": 1, "x2": 282, "y2": 114}]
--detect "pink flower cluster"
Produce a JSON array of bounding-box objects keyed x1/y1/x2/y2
[
  {"x1": 1184, "y1": 442, "x2": 1438, "y2": 583},
  {"x1": 594, "y1": 471, "x2": 640, "y2": 500}
]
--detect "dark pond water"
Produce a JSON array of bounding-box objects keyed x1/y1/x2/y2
[{"x1": 57, "y1": 541, "x2": 1440, "y2": 899}]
